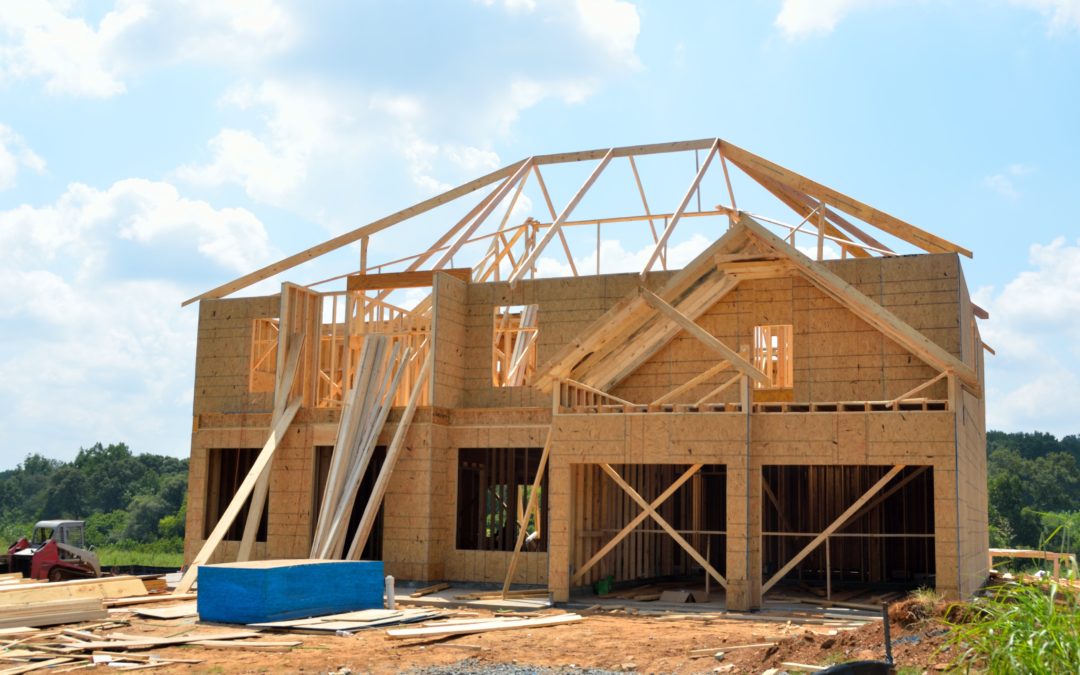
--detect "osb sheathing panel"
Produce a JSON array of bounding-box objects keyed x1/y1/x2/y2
[
  {"x1": 610, "y1": 254, "x2": 962, "y2": 406},
  {"x1": 431, "y1": 273, "x2": 468, "y2": 409},
  {"x1": 459, "y1": 273, "x2": 674, "y2": 409},
  {"x1": 193, "y1": 295, "x2": 279, "y2": 416}
]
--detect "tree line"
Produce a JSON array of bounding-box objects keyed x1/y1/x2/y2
[
  {"x1": 0, "y1": 431, "x2": 1076, "y2": 559},
  {"x1": 0, "y1": 443, "x2": 186, "y2": 555}
]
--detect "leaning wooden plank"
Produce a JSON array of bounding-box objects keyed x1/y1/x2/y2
[
  {"x1": 0, "y1": 578, "x2": 146, "y2": 607},
  {"x1": 501, "y1": 432, "x2": 552, "y2": 595},
  {"x1": 345, "y1": 349, "x2": 432, "y2": 560},
  {"x1": 386, "y1": 613, "x2": 582, "y2": 640},
  {"x1": 132, "y1": 603, "x2": 198, "y2": 620},
  {"x1": 238, "y1": 329, "x2": 305, "y2": 562},
  {"x1": 409, "y1": 583, "x2": 451, "y2": 598},
  {"x1": 174, "y1": 393, "x2": 303, "y2": 595}
]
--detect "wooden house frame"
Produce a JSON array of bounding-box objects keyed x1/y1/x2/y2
[{"x1": 181, "y1": 138, "x2": 989, "y2": 609}]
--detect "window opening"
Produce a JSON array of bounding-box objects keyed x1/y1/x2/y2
[
  {"x1": 492, "y1": 305, "x2": 538, "y2": 387},
  {"x1": 753, "y1": 324, "x2": 793, "y2": 389}
]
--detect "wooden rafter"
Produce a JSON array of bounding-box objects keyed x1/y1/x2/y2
[
  {"x1": 510, "y1": 149, "x2": 615, "y2": 284},
  {"x1": 740, "y1": 217, "x2": 979, "y2": 388}
]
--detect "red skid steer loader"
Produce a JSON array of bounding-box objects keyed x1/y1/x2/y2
[{"x1": 1, "y1": 520, "x2": 101, "y2": 581}]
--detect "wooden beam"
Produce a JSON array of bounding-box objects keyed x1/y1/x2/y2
[
  {"x1": 509, "y1": 149, "x2": 615, "y2": 284},
  {"x1": 720, "y1": 140, "x2": 971, "y2": 257},
  {"x1": 175, "y1": 394, "x2": 303, "y2": 594},
  {"x1": 599, "y1": 464, "x2": 727, "y2": 588},
  {"x1": 501, "y1": 432, "x2": 553, "y2": 595},
  {"x1": 182, "y1": 161, "x2": 524, "y2": 306},
  {"x1": 741, "y1": 217, "x2": 980, "y2": 388},
  {"x1": 641, "y1": 138, "x2": 719, "y2": 278},
  {"x1": 572, "y1": 464, "x2": 702, "y2": 585},
  {"x1": 562, "y1": 378, "x2": 635, "y2": 406},
  {"x1": 638, "y1": 287, "x2": 769, "y2": 386},
  {"x1": 761, "y1": 465, "x2": 905, "y2": 594},
  {"x1": 886, "y1": 371, "x2": 949, "y2": 407},
  {"x1": 346, "y1": 268, "x2": 471, "y2": 291}
]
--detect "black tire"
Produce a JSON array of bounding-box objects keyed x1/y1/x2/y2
[{"x1": 47, "y1": 566, "x2": 65, "y2": 582}]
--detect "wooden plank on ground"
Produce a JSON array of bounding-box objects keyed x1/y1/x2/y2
[
  {"x1": 409, "y1": 583, "x2": 450, "y2": 598},
  {"x1": 386, "y1": 613, "x2": 582, "y2": 640},
  {"x1": 0, "y1": 599, "x2": 107, "y2": 629},
  {"x1": 132, "y1": 602, "x2": 198, "y2": 620}
]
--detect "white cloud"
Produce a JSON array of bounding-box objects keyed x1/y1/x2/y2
[
  {"x1": 976, "y1": 236, "x2": 1080, "y2": 436},
  {"x1": 984, "y1": 163, "x2": 1035, "y2": 199},
  {"x1": 0, "y1": 178, "x2": 273, "y2": 274},
  {"x1": 0, "y1": 178, "x2": 275, "y2": 464},
  {"x1": 574, "y1": 0, "x2": 641, "y2": 68},
  {"x1": 1010, "y1": 0, "x2": 1080, "y2": 32},
  {"x1": 0, "y1": 0, "x2": 295, "y2": 97},
  {"x1": 0, "y1": 123, "x2": 46, "y2": 189},
  {"x1": 775, "y1": 0, "x2": 884, "y2": 38}
]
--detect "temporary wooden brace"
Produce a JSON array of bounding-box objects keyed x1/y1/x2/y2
[
  {"x1": 345, "y1": 349, "x2": 433, "y2": 560},
  {"x1": 499, "y1": 433, "x2": 553, "y2": 596},
  {"x1": 175, "y1": 395, "x2": 303, "y2": 594},
  {"x1": 639, "y1": 287, "x2": 769, "y2": 387},
  {"x1": 571, "y1": 463, "x2": 702, "y2": 585},
  {"x1": 887, "y1": 371, "x2": 950, "y2": 407},
  {"x1": 761, "y1": 464, "x2": 905, "y2": 594},
  {"x1": 599, "y1": 463, "x2": 727, "y2": 588},
  {"x1": 694, "y1": 372, "x2": 743, "y2": 406},
  {"x1": 238, "y1": 330, "x2": 305, "y2": 561},
  {"x1": 649, "y1": 361, "x2": 731, "y2": 406},
  {"x1": 509, "y1": 148, "x2": 615, "y2": 285}
]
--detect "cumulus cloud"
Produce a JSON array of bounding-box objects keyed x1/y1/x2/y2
[
  {"x1": 0, "y1": 179, "x2": 276, "y2": 464},
  {"x1": 975, "y1": 236, "x2": 1080, "y2": 436},
  {"x1": 0, "y1": 0, "x2": 295, "y2": 97},
  {"x1": 0, "y1": 124, "x2": 45, "y2": 189}
]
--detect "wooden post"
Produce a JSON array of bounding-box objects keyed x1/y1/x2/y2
[{"x1": 501, "y1": 432, "x2": 554, "y2": 596}]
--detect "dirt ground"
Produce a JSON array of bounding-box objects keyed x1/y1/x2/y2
[{"x1": 115, "y1": 605, "x2": 956, "y2": 674}]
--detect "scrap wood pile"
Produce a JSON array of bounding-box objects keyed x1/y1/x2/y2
[
  {"x1": 0, "y1": 576, "x2": 167, "y2": 630},
  {"x1": 0, "y1": 622, "x2": 298, "y2": 672}
]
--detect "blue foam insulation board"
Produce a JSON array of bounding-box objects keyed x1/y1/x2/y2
[{"x1": 197, "y1": 559, "x2": 384, "y2": 624}]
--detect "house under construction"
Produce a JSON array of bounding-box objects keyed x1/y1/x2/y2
[{"x1": 180, "y1": 138, "x2": 989, "y2": 609}]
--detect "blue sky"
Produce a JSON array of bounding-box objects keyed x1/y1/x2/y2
[{"x1": 1, "y1": 0, "x2": 1078, "y2": 468}]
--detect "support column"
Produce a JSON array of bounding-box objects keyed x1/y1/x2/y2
[
  {"x1": 547, "y1": 458, "x2": 572, "y2": 602},
  {"x1": 727, "y1": 375, "x2": 760, "y2": 610}
]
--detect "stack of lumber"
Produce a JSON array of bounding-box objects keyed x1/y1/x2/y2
[
  {"x1": 250, "y1": 607, "x2": 448, "y2": 632},
  {"x1": 0, "y1": 576, "x2": 148, "y2": 629},
  {"x1": 310, "y1": 335, "x2": 412, "y2": 559},
  {"x1": 197, "y1": 559, "x2": 385, "y2": 624},
  {"x1": 386, "y1": 612, "x2": 583, "y2": 640}
]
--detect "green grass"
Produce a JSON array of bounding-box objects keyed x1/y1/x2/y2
[
  {"x1": 945, "y1": 580, "x2": 1080, "y2": 674},
  {"x1": 95, "y1": 546, "x2": 183, "y2": 568}
]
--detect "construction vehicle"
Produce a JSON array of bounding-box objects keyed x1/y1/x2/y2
[{"x1": 1, "y1": 520, "x2": 101, "y2": 581}]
